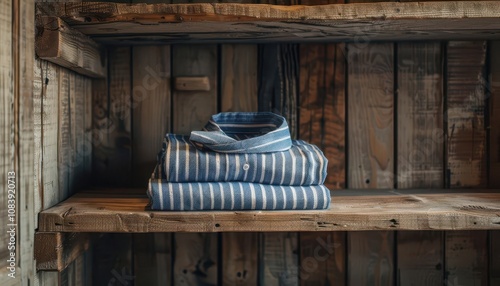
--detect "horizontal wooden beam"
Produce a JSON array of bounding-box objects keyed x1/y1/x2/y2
[
  {"x1": 34, "y1": 232, "x2": 93, "y2": 271},
  {"x1": 36, "y1": 2, "x2": 500, "y2": 44},
  {"x1": 37, "y1": 188, "x2": 500, "y2": 233},
  {"x1": 174, "y1": 77, "x2": 211, "y2": 91},
  {"x1": 35, "y1": 17, "x2": 106, "y2": 78}
]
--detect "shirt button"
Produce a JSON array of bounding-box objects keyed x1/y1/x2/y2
[{"x1": 243, "y1": 163, "x2": 250, "y2": 171}]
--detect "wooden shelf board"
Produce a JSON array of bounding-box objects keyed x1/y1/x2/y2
[
  {"x1": 37, "y1": 188, "x2": 500, "y2": 233},
  {"x1": 36, "y1": 2, "x2": 500, "y2": 44}
]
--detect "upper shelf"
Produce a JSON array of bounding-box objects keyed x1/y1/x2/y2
[
  {"x1": 37, "y1": 1, "x2": 500, "y2": 44},
  {"x1": 38, "y1": 188, "x2": 500, "y2": 233}
]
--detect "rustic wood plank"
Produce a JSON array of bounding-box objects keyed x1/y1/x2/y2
[
  {"x1": 260, "y1": 232, "x2": 299, "y2": 286},
  {"x1": 347, "y1": 41, "x2": 394, "y2": 286},
  {"x1": 174, "y1": 76, "x2": 210, "y2": 91},
  {"x1": 131, "y1": 45, "x2": 172, "y2": 286},
  {"x1": 220, "y1": 44, "x2": 259, "y2": 286},
  {"x1": 221, "y1": 44, "x2": 258, "y2": 112},
  {"x1": 174, "y1": 233, "x2": 218, "y2": 286},
  {"x1": 491, "y1": 41, "x2": 500, "y2": 188},
  {"x1": 91, "y1": 76, "x2": 110, "y2": 186},
  {"x1": 299, "y1": 232, "x2": 345, "y2": 285},
  {"x1": 16, "y1": 0, "x2": 36, "y2": 284},
  {"x1": 445, "y1": 231, "x2": 488, "y2": 286},
  {"x1": 94, "y1": 47, "x2": 133, "y2": 186},
  {"x1": 131, "y1": 45, "x2": 170, "y2": 187},
  {"x1": 396, "y1": 42, "x2": 444, "y2": 286},
  {"x1": 348, "y1": 231, "x2": 394, "y2": 286},
  {"x1": 172, "y1": 44, "x2": 217, "y2": 134},
  {"x1": 73, "y1": 74, "x2": 86, "y2": 190},
  {"x1": 446, "y1": 41, "x2": 487, "y2": 188},
  {"x1": 0, "y1": 0, "x2": 15, "y2": 280},
  {"x1": 299, "y1": 43, "x2": 345, "y2": 190},
  {"x1": 36, "y1": 17, "x2": 106, "y2": 78},
  {"x1": 133, "y1": 233, "x2": 172, "y2": 285},
  {"x1": 491, "y1": 231, "x2": 500, "y2": 285},
  {"x1": 83, "y1": 76, "x2": 92, "y2": 179},
  {"x1": 36, "y1": 188, "x2": 500, "y2": 232},
  {"x1": 222, "y1": 233, "x2": 258, "y2": 286},
  {"x1": 35, "y1": 2, "x2": 500, "y2": 44},
  {"x1": 34, "y1": 232, "x2": 93, "y2": 272},
  {"x1": 348, "y1": 43, "x2": 393, "y2": 188},
  {"x1": 58, "y1": 69, "x2": 71, "y2": 200}
]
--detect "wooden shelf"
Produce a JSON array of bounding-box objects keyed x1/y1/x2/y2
[
  {"x1": 37, "y1": 188, "x2": 500, "y2": 233},
  {"x1": 36, "y1": 1, "x2": 500, "y2": 44}
]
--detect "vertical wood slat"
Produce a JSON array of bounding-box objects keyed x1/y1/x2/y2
[
  {"x1": 491, "y1": 231, "x2": 500, "y2": 285},
  {"x1": 58, "y1": 69, "x2": 71, "y2": 199},
  {"x1": 260, "y1": 232, "x2": 299, "y2": 286},
  {"x1": 446, "y1": 41, "x2": 487, "y2": 188},
  {"x1": 16, "y1": 0, "x2": 36, "y2": 283},
  {"x1": 347, "y1": 43, "x2": 394, "y2": 286},
  {"x1": 0, "y1": 0, "x2": 14, "y2": 281},
  {"x1": 299, "y1": 43, "x2": 346, "y2": 190},
  {"x1": 396, "y1": 42, "x2": 444, "y2": 286},
  {"x1": 444, "y1": 41, "x2": 489, "y2": 286},
  {"x1": 92, "y1": 47, "x2": 133, "y2": 186},
  {"x1": 92, "y1": 234, "x2": 134, "y2": 286},
  {"x1": 131, "y1": 46, "x2": 171, "y2": 187},
  {"x1": 490, "y1": 41, "x2": 500, "y2": 188},
  {"x1": 131, "y1": 45, "x2": 172, "y2": 286},
  {"x1": 220, "y1": 44, "x2": 259, "y2": 286},
  {"x1": 172, "y1": 44, "x2": 218, "y2": 286}
]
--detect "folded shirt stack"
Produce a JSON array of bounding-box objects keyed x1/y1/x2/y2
[{"x1": 147, "y1": 112, "x2": 331, "y2": 211}]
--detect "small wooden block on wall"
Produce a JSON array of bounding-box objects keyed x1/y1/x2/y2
[{"x1": 174, "y1": 76, "x2": 211, "y2": 91}]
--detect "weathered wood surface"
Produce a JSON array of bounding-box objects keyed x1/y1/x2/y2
[
  {"x1": 491, "y1": 231, "x2": 500, "y2": 285},
  {"x1": 92, "y1": 233, "x2": 134, "y2": 286},
  {"x1": 131, "y1": 45, "x2": 170, "y2": 187},
  {"x1": 260, "y1": 232, "x2": 299, "y2": 286},
  {"x1": 491, "y1": 41, "x2": 500, "y2": 188},
  {"x1": 36, "y1": 2, "x2": 500, "y2": 44},
  {"x1": 222, "y1": 233, "x2": 258, "y2": 286},
  {"x1": 445, "y1": 231, "x2": 488, "y2": 285},
  {"x1": 35, "y1": 17, "x2": 106, "y2": 78},
  {"x1": 133, "y1": 233, "x2": 172, "y2": 285},
  {"x1": 446, "y1": 41, "x2": 487, "y2": 188},
  {"x1": 174, "y1": 76, "x2": 210, "y2": 91},
  {"x1": 299, "y1": 43, "x2": 345, "y2": 190},
  {"x1": 396, "y1": 42, "x2": 444, "y2": 286},
  {"x1": 36, "y1": 188, "x2": 500, "y2": 233},
  {"x1": 34, "y1": 232, "x2": 93, "y2": 271}
]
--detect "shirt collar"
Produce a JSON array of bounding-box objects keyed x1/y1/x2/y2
[{"x1": 189, "y1": 112, "x2": 292, "y2": 153}]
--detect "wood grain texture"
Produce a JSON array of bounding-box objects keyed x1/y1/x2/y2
[
  {"x1": 221, "y1": 44, "x2": 258, "y2": 112},
  {"x1": 299, "y1": 232, "x2": 345, "y2": 286},
  {"x1": 491, "y1": 41, "x2": 500, "y2": 188},
  {"x1": 348, "y1": 231, "x2": 394, "y2": 286},
  {"x1": 397, "y1": 42, "x2": 443, "y2": 189},
  {"x1": 95, "y1": 47, "x2": 133, "y2": 186},
  {"x1": 58, "y1": 69, "x2": 71, "y2": 200},
  {"x1": 174, "y1": 233, "x2": 218, "y2": 286},
  {"x1": 91, "y1": 77, "x2": 110, "y2": 186},
  {"x1": 131, "y1": 45, "x2": 170, "y2": 187},
  {"x1": 172, "y1": 44, "x2": 217, "y2": 134},
  {"x1": 16, "y1": 0, "x2": 36, "y2": 284},
  {"x1": 348, "y1": 43, "x2": 394, "y2": 188},
  {"x1": 396, "y1": 42, "x2": 444, "y2": 286},
  {"x1": 36, "y1": 2, "x2": 500, "y2": 44},
  {"x1": 0, "y1": 0, "x2": 14, "y2": 279},
  {"x1": 491, "y1": 231, "x2": 500, "y2": 285},
  {"x1": 446, "y1": 41, "x2": 487, "y2": 188},
  {"x1": 222, "y1": 233, "x2": 258, "y2": 286},
  {"x1": 174, "y1": 76, "x2": 210, "y2": 91},
  {"x1": 37, "y1": 188, "x2": 500, "y2": 232},
  {"x1": 34, "y1": 232, "x2": 93, "y2": 271},
  {"x1": 445, "y1": 231, "x2": 488, "y2": 286},
  {"x1": 260, "y1": 232, "x2": 299, "y2": 286},
  {"x1": 299, "y1": 43, "x2": 345, "y2": 190},
  {"x1": 258, "y1": 44, "x2": 299, "y2": 138},
  {"x1": 220, "y1": 44, "x2": 259, "y2": 286},
  {"x1": 133, "y1": 233, "x2": 172, "y2": 285},
  {"x1": 35, "y1": 17, "x2": 106, "y2": 78}
]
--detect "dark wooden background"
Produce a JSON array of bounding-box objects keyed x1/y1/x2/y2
[{"x1": 26, "y1": 0, "x2": 500, "y2": 285}]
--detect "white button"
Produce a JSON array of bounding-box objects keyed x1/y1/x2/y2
[{"x1": 243, "y1": 163, "x2": 250, "y2": 171}]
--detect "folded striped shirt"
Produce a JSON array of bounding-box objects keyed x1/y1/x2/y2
[
  {"x1": 148, "y1": 179, "x2": 331, "y2": 211},
  {"x1": 157, "y1": 135, "x2": 327, "y2": 185}
]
